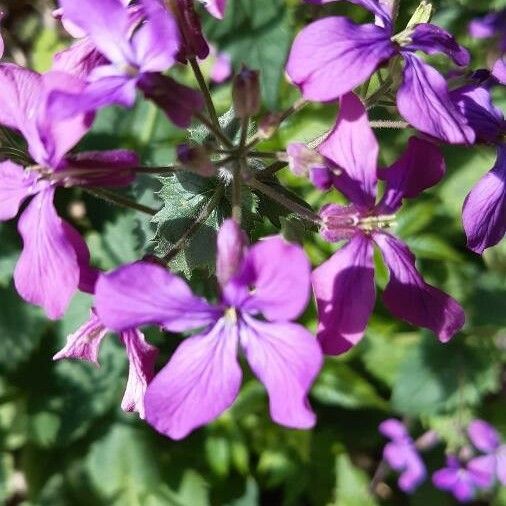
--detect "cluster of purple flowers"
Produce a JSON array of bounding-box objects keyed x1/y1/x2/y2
[
  {"x1": 380, "y1": 418, "x2": 506, "y2": 502},
  {"x1": 0, "y1": 0, "x2": 504, "y2": 445}
]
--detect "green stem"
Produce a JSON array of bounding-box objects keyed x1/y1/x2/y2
[
  {"x1": 84, "y1": 188, "x2": 158, "y2": 216},
  {"x1": 248, "y1": 178, "x2": 320, "y2": 224},
  {"x1": 370, "y1": 120, "x2": 409, "y2": 129},
  {"x1": 195, "y1": 112, "x2": 234, "y2": 149},
  {"x1": 162, "y1": 187, "x2": 224, "y2": 263},
  {"x1": 257, "y1": 161, "x2": 288, "y2": 180},
  {"x1": 232, "y1": 162, "x2": 243, "y2": 224}
]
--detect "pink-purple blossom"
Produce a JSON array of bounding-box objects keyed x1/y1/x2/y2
[
  {"x1": 94, "y1": 220, "x2": 323, "y2": 439},
  {"x1": 379, "y1": 419, "x2": 426, "y2": 493},
  {"x1": 54, "y1": 308, "x2": 158, "y2": 419},
  {"x1": 311, "y1": 93, "x2": 465, "y2": 355},
  {"x1": 0, "y1": 63, "x2": 138, "y2": 318},
  {"x1": 450, "y1": 81, "x2": 506, "y2": 253},
  {"x1": 286, "y1": 0, "x2": 475, "y2": 144},
  {"x1": 50, "y1": 0, "x2": 204, "y2": 127}
]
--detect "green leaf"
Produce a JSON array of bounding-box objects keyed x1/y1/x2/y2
[
  {"x1": 205, "y1": 435, "x2": 231, "y2": 477},
  {"x1": 88, "y1": 213, "x2": 143, "y2": 270},
  {"x1": 312, "y1": 361, "x2": 388, "y2": 410},
  {"x1": 391, "y1": 337, "x2": 501, "y2": 416},
  {"x1": 86, "y1": 424, "x2": 162, "y2": 505},
  {"x1": 0, "y1": 284, "x2": 48, "y2": 373},
  {"x1": 151, "y1": 173, "x2": 226, "y2": 275},
  {"x1": 204, "y1": 0, "x2": 291, "y2": 108},
  {"x1": 405, "y1": 233, "x2": 463, "y2": 262},
  {"x1": 331, "y1": 453, "x2": 378, "y2": 506}
]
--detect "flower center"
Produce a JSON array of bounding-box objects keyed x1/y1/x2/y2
[{"x1": 225, "y1": 307, "x2": 237, "y2": 323}]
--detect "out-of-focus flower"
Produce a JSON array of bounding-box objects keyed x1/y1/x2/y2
[{"x1": 379, "y1": 419, "x2": 427, "y2": 493}]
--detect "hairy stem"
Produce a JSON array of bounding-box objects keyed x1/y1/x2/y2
[
  {"x1": 232, "y1": 162, "x2": 243, "y2": 223},
  {"x1": 84, "y1": 188, "x2": 158, "y2": 216},
  {"x1": 370, "y1": 120, "x2": 409, "y2": 129},
  {"x1": 248, "y1": 178, "x2": 320, "y2": 224}
]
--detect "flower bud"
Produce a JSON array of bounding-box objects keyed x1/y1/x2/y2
[
  {"x1": 216, "y1": 219, "x2": 247, "y2": 286},
  {"x1": 258, "y1": 113, "x2": 282, "y2": 139},
  {"x1": 232, "y1": 67, "x2": 261, "y2": 119},
  {"x1": 166, "y1": 0, "x2": 209, "y2": 61},
  {"x1": 286, "y1": 143, "x2": 325, "y2": 177},
  {"x1": 177, "y1": 143, "x2": 216, "y2": 177}
]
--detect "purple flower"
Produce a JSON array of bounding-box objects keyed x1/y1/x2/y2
[
  {"x1": 286, "y1": 0, "x2": 475, "y2": 144},
  {"x1": 0, "y1": 63, "x2": 139, "y2": 318},
  {"x1": 450, "y1": 82, "x2": 506, "y2": 253},
  {"x1": 467, "y1": 419, "x2": 506, "y2": 487},
  {"x1": 94, "y1": 220, "x2": 323, "y2": 439},
  {"x1": 51, "y1": 0, "x2": 204, "y2": 127},
  {"x1": 54, "y1": 308, "x2": 158, "y2": 419},
  {"x1": 469, "y1": 9, "x2": 506, "y2": 52},
  {"x1": 379, "y1": 419, "x2": 426, "y2": 493},
  {"x1": 311, "y1": 93, "x2": 465, "y2": 355},
  {"x1": 433, "y1": 456, "x2": 491, "y2": 502}
]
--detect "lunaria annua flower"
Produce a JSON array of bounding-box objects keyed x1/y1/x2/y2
[
  {"x1": 310, "y1": 92, "x2": 465, "y2": 355},
  {"x1": 94, "y1": 219, "x2": 323, "y2": 439},
  {"x1": 286, "y1": 0, "x2": 475, "y2": 144}
]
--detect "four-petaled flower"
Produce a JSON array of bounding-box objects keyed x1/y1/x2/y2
[
  {"x1": 95, "y1": 220, "x2": 323, "y2": 439},
  {"x1": 286, "y1": 0, "x2": 475, "y2": 144},
  {"x1": 311, "y1": 92, "x2": 465, "y2": 355},
  {"x1": 0, "y1": 63, "x2": 138, "y2": 318}
]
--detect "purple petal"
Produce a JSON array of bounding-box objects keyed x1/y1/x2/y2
[
  {"x1": 450, "y1": 84, "x2": 504, "y2": 144},
  {"x1": 492, "y1": 56, "x2": 506, "y2": 85},
  {"x1": 452, "y1": 476, "x2": 476, "y2": 502},
  {"x1": 210, "y1": 51, "x2": 232, "y2": 83},
  {"x1": 318, "y1": 93, "x2": 379, "y2": 209},
  {"x1": 0, "y1": 161, "x2": 41, "y2": 220},
  {"x1": 374, "y1": 232, "x2": 465, "y2": 342},
  {"x1": 120, "y1": 328, "x2": 159, "y2": 419},
  {"x1": 14, "y1": 188, "x2": 83, "y2": 319},
  {"x1": 53, "y1": 309, "x2": 107, "y2": 364},
  {"x1": 48, "y1": 70, "x2": 137, "y2": 120},
  {"x1": 467, "y1": 455, "x2": 496, "y2": 489},
  {"x1": 378, "y1": 136, "x2": 445, "y2": 213},
  {"x1": 137, "y1": 73, "x2": 204, "y2": 128},
  {"x1": 462, "y1": 144, "x2": 506, "y2": 254},
  {"x1": 132, "y1": 0, "x2": 179, "y2": 73},
  {"x1": 286, "y1": 17, "x2": 395, "y2": 102},
  {"x1": 60, "y1": 149, "x2": 139, "y2": 187},
  {"x1": 95, "y1": 262, "x2": 220, "y2": 332},
  {"x1": 203, "y1": 0, "x2": 227, "y2": 19},
  {"x1": 0, "y1": 63, "x2": 42, "y2": 141},
  {"x1": 312, "y1": 233, "x2": 376, "y2": 355},
  {"x1": 398, "y1": 54, "x2": 475, "y2": 144},
  {"x1": 398, "y1": 449, "x2": 427, "y2": 493},
  {"x1": 144, "y1": 318, "x2": 242, "y2": 439},
  {"x1": 216, "y1": 219, "x2": 247, "y2": 287},
  {"x1": 52, "y1": 37, "x2": 106, "y2": 80},
  {"x1": 407, "y1": 24, "x2": 470, "y2": 66},
  {"x1": 224, "y1": 237, "x2": 311, "y2": 322},
  {"x1": 384, "y1": 441, "x2": 409, "y2": 470},
  {"x1": 467, "y1": 419, "x2": 501, "y2": 453},
  {"x1": 240, "y1": 315, "x2": 322, "y2": 429},
  {"x1": 379, "y1": 418, "x2": 409, "y2": 441},
  {"x1": 469, "y1": 10, "x2": 506, "y2": 41},
  {"x1": 37, "y1": 71, "x2": 94, "y2": 168},
  {"x1": 433, "y1": 467, "x2": 459, "y2": 492},
  {"x1": 58, "y1": 0, "x2": 134, "y2": 64}
]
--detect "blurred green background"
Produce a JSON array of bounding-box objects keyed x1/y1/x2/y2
[{"x1": 0, "y1": 0, "x2": 505, "y2": 504}]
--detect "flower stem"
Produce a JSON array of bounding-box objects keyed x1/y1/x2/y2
[
  {"x1": 84, "y1": 188, "x2": 158, "y2": 216},
  {"x1": 248, "y1": 178, "x2": 320, "y2": 224},
  {"x1": 190, "y1": 57, "x2": 233, "y2": 149},
  {"x1": 232, "y1": 161, "x2": 243, "y2": 224},
  {"x1": 162, "y1": 187, "x2": 224, "y2": 263},
  {"x1": 195, "y1": 112, "x2": 234, "y2": 149},
  {"x1": 370, "y1": 120, "x2": 408, "y2": 129}
]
